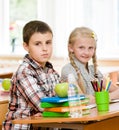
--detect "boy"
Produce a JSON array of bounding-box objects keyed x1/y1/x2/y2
[{"x1": 3, "y1": 20, "x2": 61, "y2": 130}]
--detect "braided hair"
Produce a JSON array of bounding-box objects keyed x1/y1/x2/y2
[{"x1": 68, "y1": 27, "x2": 98, "y2": 93}]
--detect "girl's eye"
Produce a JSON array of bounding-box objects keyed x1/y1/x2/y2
[{"x1": 79, "y1": 46, "x2": 84, "y2": 49}]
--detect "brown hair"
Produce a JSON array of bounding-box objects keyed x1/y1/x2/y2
[
  {"x1": 68, "y1": 27, "x2": 98, "y2": 93},
  {"x1": 23, "y1": 20, "x2": 53, "y2": 44}
]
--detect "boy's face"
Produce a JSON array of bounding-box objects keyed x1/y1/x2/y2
[{"x1": 23, "y1": 32, "x2": 53, "y2": 67}]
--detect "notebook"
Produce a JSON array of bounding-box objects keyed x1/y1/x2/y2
[
  {"x1": 41, "y1": 95, "x2": 85, "y2": 103},
  {"x1": 41, "y1": 102, "x2": 69, "y2": 108},
  {"x1": 40, "y1": 98, "x2": 89, "y2": 108},
  {"x1": 44, "y1": 105, "x2": 88, "y2": 112},
  {"x1": 43, "y1": 111, "x2": 69, "y2": 117},
  {"x1": 110, "y1": 99, "x2": 119, "y2": 103},
  {"x1": 43, "y1": 109, "x2": 90, "y2": 117}
]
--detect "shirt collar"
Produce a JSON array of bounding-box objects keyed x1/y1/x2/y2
[{"x1": 23, "y1": 54, "x2": 53, "y2": 70}]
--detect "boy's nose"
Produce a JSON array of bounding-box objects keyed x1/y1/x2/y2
[{"x1": 42, "y1": 44, "x2": 47, "y2": 50}]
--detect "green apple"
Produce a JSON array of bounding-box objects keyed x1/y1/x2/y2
[
  {"x1": 54, "y1": 82, "x2": 68, "y2": 97},
  {"x1": 2, "y1": 78, "x2": 11, "y2": 91}
]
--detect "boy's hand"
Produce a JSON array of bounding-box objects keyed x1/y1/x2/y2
[{"x1": 34, "y1": 112, "x2": 42, "y2": 117}]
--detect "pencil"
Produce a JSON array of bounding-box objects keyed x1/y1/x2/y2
[
  {"x1": 97, "y1": 80, "x2": 100, "y2": 92},
  {"x1": 105, "y1": 77, "x2": 110, "y2": 91},
  {"x1": 91, "y1": 81, "x2": 97, "y2": 91},
  {"x1": 106, "y1": 80, "x2": 112, "y2": 91},
  {"x1": 100, "y1": 79, "x2": 103, "y2": 91}
]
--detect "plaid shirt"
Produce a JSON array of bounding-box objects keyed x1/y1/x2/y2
[{"x1": 3, "y1": 54, "x2": 61, "y2": 130}]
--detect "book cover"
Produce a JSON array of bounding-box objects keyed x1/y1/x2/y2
[
  {"x1": 41, "y1": 95, "x2": 85, "y2": 103},
  {"x1": 40, "y1": 98, "x2": 89, "y2": 108},
  {"x1": 44, "y1": 105, "x2": 88, "y2": 112},
  {"x1": 42, "y1": 111, "x2": 69, "y2": 117},
  {"x1": 42, "y1": 109, "x2": 90, "y2": 117},
  {"x1": 41, "y1": 102, "x2": 69, "y2": 108}
]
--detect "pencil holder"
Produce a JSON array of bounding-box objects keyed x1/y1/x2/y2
[{"x1": 95, "y1": 91, "x2": 109, "y2": 112}]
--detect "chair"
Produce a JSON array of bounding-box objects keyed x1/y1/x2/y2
[
  {"x1": 0, "y1": 72, "x2": 13, "y2": 79},
  {"x1": 108, "y1": 71, "x2": 119, "y2": 86}
]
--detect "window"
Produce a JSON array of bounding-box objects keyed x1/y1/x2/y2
[
  {"x1": 0, "y1": 0, "x2": 37, "y2": 55},
  {"x1": 37, "y1": 0, "x2": 119, "y2": 59},
  {"x1": 9, "y1": 0, "x2": 37, "y2": 54},
  {"x1": 0, "y1": 0, "x2": 119, "y2": 59}
]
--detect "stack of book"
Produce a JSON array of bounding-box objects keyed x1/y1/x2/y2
[{"x1": 40, "y1": 95, "x2": 90, "y2": 117}]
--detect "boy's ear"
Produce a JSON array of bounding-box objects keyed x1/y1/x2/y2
[{"x1": 23, "y1": 42, "x2": 29, "y2": 52}]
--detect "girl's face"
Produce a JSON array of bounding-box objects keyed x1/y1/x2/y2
[
  {"x1": 69, "y1": 37, "x2": 96, "y2": 65},
  {"x1": 23, "y1": 32, "x2": 53, "y2": 67}
]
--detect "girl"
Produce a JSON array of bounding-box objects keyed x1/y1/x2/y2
[{"x1": 61, "y1": 27, "x2": 119, "y2": 103}]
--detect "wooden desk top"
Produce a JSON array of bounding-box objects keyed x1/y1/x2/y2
[
  {"x1": 0, "y1": 93, "x2": 9, "y2": 104},
  {"x1": 0, "y1": 72, "x2": 13, "y2": 79},
  {"x1": 0, "y1": 84, "x2": 9, "y2": 104},
  {"x1": 12, "y1": 102, "x2": 119, "y2": 124}
]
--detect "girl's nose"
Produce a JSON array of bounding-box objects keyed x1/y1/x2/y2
[{"x1": 84, "y1": 49, "x2": 89, "y2": 54}]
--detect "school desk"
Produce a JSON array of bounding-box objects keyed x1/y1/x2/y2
[
  {"x1": 0, "y1": 72, "x2": 13, "y2": 78},
  {"x1": 0, "y1": 94, "x2": 9, "y2": 129},
  {"x1": 12, "y1": 101, "x2": 119, "y2": 130}
]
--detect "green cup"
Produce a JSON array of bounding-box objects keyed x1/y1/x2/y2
[{"x1": 95, "y1": 91, "x2": 109, "y2": 112}]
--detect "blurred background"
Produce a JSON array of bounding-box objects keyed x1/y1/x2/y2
[
  {"x1": 0, "y1": 0, "x2": 119, "y2": 59},
  {"x1": 0, "y1": 0, "x2": 119, "y2": 81},
  {"x1": 0, "y1": 1, "x2": 119, "y2": 129}
]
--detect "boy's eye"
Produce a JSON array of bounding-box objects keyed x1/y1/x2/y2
[
  {"x1": 46, "y1": 41, "x2": 52, "y2": 44},
  {"x1": 89, "y1": 47, "x2": 94, "y2": 50},
  {"x1": 35, "y1": 42, "x2": 41, "y2": 45},
  {"x1": 34, "y1": 41, "x2": 52, "y2": 45}
]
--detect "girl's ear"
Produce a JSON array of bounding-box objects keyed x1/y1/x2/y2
[
  {"x1": 68, "y1": 44, "x2": 74, "y2": 53},
  {"x1": 23, "y1": 42, "x2": 29, "y2": 52}
]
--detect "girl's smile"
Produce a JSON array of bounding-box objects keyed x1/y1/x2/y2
[{"x1": 69, "y1": 37, "x2": 95, "y2": 66}]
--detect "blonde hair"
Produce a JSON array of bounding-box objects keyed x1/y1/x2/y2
[{"x1": 68, "y1": 27, "x2": 98, "y2": 93}]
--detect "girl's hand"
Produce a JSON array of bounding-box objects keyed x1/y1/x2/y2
[{"x1": 86, "y1": 94, "x2": 95, "y2": 104}]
